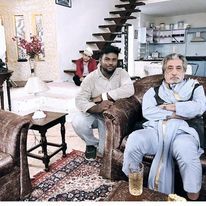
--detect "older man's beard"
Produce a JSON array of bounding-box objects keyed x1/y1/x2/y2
[
  {"x1": 170, "y1": 75, "x2": 184, "y2": 84},
  {"x1": 169, "y1": 79, "x2": 184, "y2": 90}
]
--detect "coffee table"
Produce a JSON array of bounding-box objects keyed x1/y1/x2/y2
[
  {"x1": 105, "y1": 181, "x2": 168, "y2": 201},
  {"x1": 26, "y1": 111, "x2": 67, "y2": 171}
]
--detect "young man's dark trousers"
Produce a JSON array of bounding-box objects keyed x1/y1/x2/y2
[{"x1": 73, "y1": 75, "x2": 82, "y2": 86}]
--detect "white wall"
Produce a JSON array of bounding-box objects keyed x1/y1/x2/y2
[
  {"x1": 55, "y1": 0, "x2": 120, "y2": 81},
  {"x1": 0, "y1": 0, "x2": 121, "y2": 81}
]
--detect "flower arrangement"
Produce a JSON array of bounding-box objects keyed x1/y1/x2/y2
[{"x1": 13, "y1": 35, "x2": 43, "y2": 59}]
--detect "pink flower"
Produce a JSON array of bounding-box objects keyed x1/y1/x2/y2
[{"x1": 13, "y1": 35, "x2": 43, "y2": 58}]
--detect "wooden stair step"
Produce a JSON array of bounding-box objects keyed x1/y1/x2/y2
[
  {"x1": 92, "y1": 33, "x2": 118, "y2": 41},
  {"x1": 64, "y1": 69, "x2": 76, "y2": 74},
  {"x1": 99, "y1": 24, "x2": 131, "y2": 32},
  {"x1": 115, "y1": 2, "x2": 145, "y2": 9},
  {"x1": 93, "y1": 32, "x2": 124, "y2": 40},
  {"x1": 71, "y1": 59, "x2": 100, "y2": 63},
  {"x1": 70, "y1": 59, "x2": 124, "y2": 67},
  {"x1": 86, "y1": 40, "x2": 121, "y2": 44},
  {"x1": 93, "y1": 32, "x2": 123, "y2": 36},
  {"x1": 86, "y1": 40, "x2": 121, "y2": 50},
  {"x1": 79, "y1": 49, "x2": 100, "y2": 54},
  {"x1": 110, "y1": 9, "x2": 141, "y2": 16},
  {"x1": 119, "y1": 0, "x2": 140, "y2": 2},
  {"x1": 104, "y1": 16, "x2": 136, "y2": 24}
]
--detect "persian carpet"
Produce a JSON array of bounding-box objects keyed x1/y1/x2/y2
[{"x1": 24, "y1": 150, "x2": 115, "y2": 201}]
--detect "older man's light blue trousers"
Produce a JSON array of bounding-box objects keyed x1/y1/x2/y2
[
  {"x1": 72, "y1": 112, "x2": 106, "y2": 155},
  {"x1": 122, "y1": 128, "x2": 202, "y2": 193}
]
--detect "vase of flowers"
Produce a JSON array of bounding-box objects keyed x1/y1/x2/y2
[
  {"x1": 13, "y1": 35, "x2": 43, "y2": 74},
  {"x1": 29, "y1": 57, "x2": 36, "y2": 74}
]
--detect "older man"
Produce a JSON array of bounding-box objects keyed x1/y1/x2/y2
[
  {"x1": 122, "y1": 53, "x2": 206, "y2": 200},
  {"x1": 72, "y1": 45, "x2": 134, "y2": 160}
]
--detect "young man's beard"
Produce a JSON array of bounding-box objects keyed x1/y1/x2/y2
[{"x1": 106, "y1": 67, "x2": 115, "y2": 74}]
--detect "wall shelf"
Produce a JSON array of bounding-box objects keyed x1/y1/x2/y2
[
  {"x1": 139, "y1": 26, "x2": 206, "y2": 67},
  {"x1": 148, "y1": 42, "x2": 185, "y2": 45},
  {"x1": 151, "y1": 29, "x2": 185, "y2": 44}
]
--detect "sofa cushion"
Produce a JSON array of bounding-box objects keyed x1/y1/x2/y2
[{"x1": 0, "y1": 152, "x2": 14, "y2": 178}]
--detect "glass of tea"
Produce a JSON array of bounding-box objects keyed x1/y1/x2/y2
[{"x1": 128, "y1": 162, "x2": 144, "y2": 196}]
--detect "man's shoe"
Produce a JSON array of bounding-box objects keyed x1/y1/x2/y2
[{"x1": 85, "y1": 145, "x2": 97, "y2": 161}]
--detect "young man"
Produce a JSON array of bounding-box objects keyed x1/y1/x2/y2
[
  {"x1": 73, "y1": 47, "x2": 97, "y2": 86},
  {"x1": 122, "y1": 53, "x2": 206, "y2": 200},
  {"x1": 72, "y1": 45, "x2": 134, "y2": 160}
]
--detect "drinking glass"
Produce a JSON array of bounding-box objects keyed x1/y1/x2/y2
[{"x1": 128, "y1": 162, "x2": 144, "y2": 196}]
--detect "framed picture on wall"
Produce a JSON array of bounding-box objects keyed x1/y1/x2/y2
[{"x1": 55, "y1": 0, "x2": 72, "y2": 8}]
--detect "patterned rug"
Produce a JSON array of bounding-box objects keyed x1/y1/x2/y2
[{"x1": 24, "y1": 150, "x2": 115, "y2": 201}]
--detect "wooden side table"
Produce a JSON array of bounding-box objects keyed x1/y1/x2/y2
[
  {"x1": 0, "y1": 70, "x2": 13, "y2": 110},
  {"x1": 26, "y1": 111, "x2": 68, "y2": 171}
]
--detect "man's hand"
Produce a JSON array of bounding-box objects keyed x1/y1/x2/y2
[
  {"x1": 91, "y1": 95, "x2": 102, "y2": 103},
  {"x1": 91, "y1": 93, "x2": 114, "y2": 104},
  {"x1": 159, "y1": 103, "x2": 176, "y2": 112},
  {"x1": 99, "y1": 100, "x2": 114, "y2": 112},
  {"x1": 87, "y1": 100, "x2": 113, "y2": 114},
  {"x1": 80, "y1": 77, "x2": 84, "y2": 81},
  {"x1": 167, "y1": 112, "x2": 189, "y2": 120},
  {"x1": 159, "y1": 104, "x2": 189, "y2": 120}
]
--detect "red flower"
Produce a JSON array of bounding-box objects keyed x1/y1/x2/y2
[{"x1": 13, "y1": 35, "x2": 43, "y2": 58}]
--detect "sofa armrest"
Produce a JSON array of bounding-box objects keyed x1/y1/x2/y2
[
  {"x1": 100, "y1": 96, "x2": 141, "y2": 179},
  {"x1": 19, "y1": 123, "x2": 32, "y2": 198},
  {"x1": 0, "y1": 110, "x2": 30, "y2": 157},
  {"x1": 0, "y1": 110, "x2": 32, "y2": 198},
  {"x1": 103, "y1": 96, "x2": 141, "y2": 149}
]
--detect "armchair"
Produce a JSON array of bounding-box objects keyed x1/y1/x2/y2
[
  {"x1": 0, "y1": 109, "x2": 32, "y2": 200},
  {"x1": 100, "y1": 74, "x2": 206, "y2": 195}
]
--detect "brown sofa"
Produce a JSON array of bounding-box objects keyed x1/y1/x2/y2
[
  {"x1": 100, "y1": 74, "x2": 206, "y2": 197},
  {"x1": 0, "y1": 109, "x2": 32, "y2": 201}
]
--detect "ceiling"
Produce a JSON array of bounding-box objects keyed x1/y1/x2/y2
[{"x1": 140, "y1": 0, "x2": 206, "y2": 17}]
